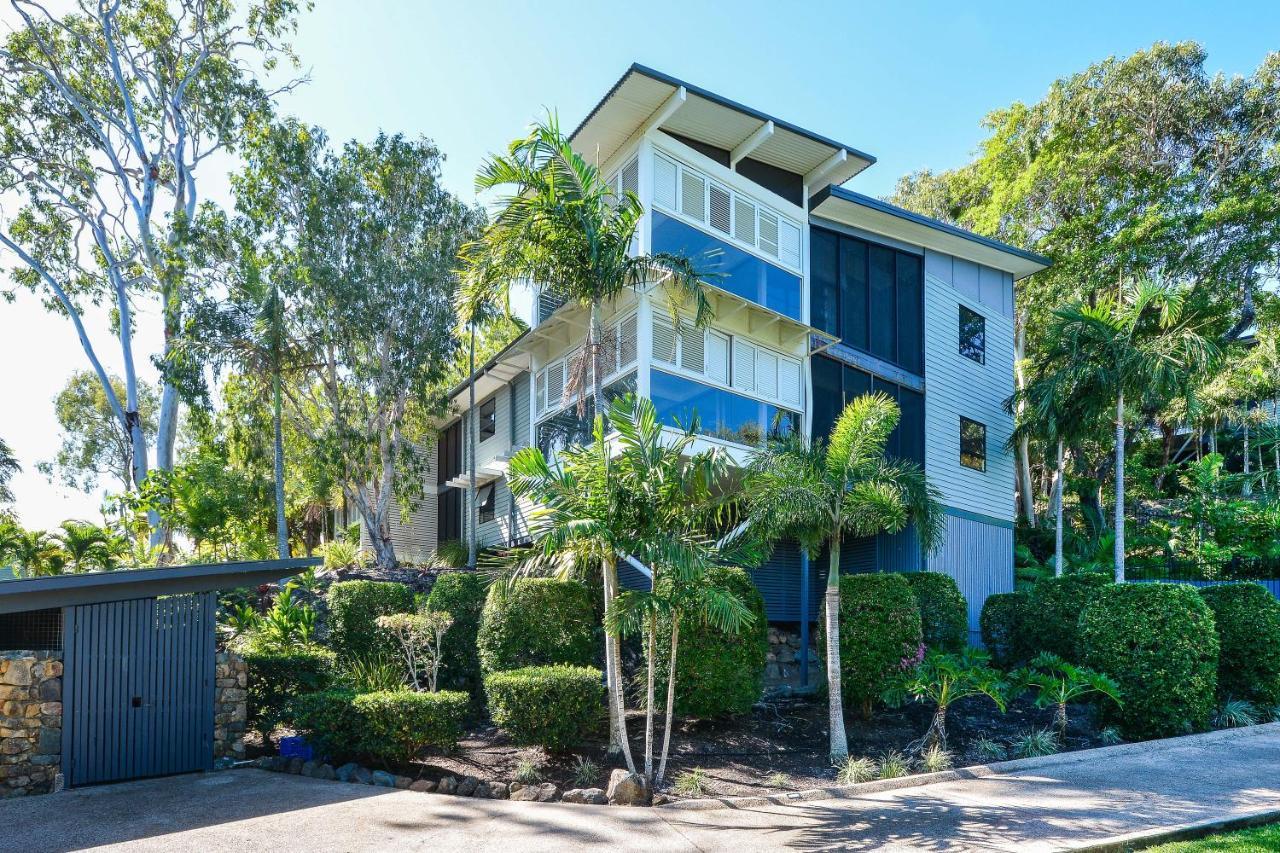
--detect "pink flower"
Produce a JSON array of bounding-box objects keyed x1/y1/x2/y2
[{"x1": 900, "y1": 642, "x2": 926, "y2": 670}]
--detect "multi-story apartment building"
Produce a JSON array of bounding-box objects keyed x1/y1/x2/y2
[{"x1": 374, "y1": 64, "x2": 1050, "y2": 644}]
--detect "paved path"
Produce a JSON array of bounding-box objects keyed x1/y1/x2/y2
[{"x1": 5, "y1": 724, "x2": 1280, "y2": 852}]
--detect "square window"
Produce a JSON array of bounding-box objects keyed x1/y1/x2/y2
[
  {"x1": 960, "y1": 417, "x2": 987, "y2": 471},
  {"x1": 477, "y1": 483, "x2": 496, "y2": 524},
  {"x1": 959, "y1": 306, "x2": 986, "y2": 364},
  {"x1": 478, "y1": 397, "x2": 497, "y2": 441}
]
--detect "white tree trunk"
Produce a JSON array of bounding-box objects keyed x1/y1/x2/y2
[
  {"x1": 1054, "y1": 439, "x2": 1065, "y2": 577},
  {"x1": 1114, "y1": 393, "x2": 1126, "y2": 583},
  {"x1": 655, "y1": 618, "x2": 679, "y2": 787},
  {"x1": 601, "y1": 554, "x2": 636, "y2": 772},
  {"x1": 1014, "y1": 318, "x2": 1037, "y2": 525},
  {"x1": 643, "y1": 621, "x2": 656, "y2": 780},
  {"x1": 1243, "y1": 417, "x2": 1253, "y2": 497},
  {"x1": 826, "y1": 537, "x2": 849, "y2": 762},
  {"x1": 273, "y1": 366, "x2": 289, "y2": 559}
]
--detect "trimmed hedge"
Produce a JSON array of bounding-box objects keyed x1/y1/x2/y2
[
  {"x1": 477, "y1": 578, "x2": 596, "y2": 674},
  {"x1": 901, "y1": 572, "x2": 968, "y2": 653},
  {"x1": 243, "y1": 647, "x2": 335, "y2": 735},
  {"x1": 353, "y1": 690, "x2": 470, "y2": 762},
  {"x1": 979, "y1": 592, "x2": 1035, "y2": 669},
  {"x1": 326, "y1": 581, "x2": 415, "y2": 661},
  {"x1": 653, "y1": 566, "x2": 768, "y2": 718},
  {"x1": 287, "y1": 689, "x2": 362, "y2": 762},
  {"x1": 1198, "y1": 583, "x2": 1280, "y2": 706},
  {"x1": 1079, "y1": 583, "x2": 1219, "y2": 740},
  {"x1": 484, "y1": 665, "x2": 604, "y2": 751},
  {"x1": 819, "y1": 573, "x2": 923, "y2": 717},
  {"x1": 1027, "y1": 572, "x2": 1112, "y2": 660},
  {"x1": 425, "y1": 571, "x2": 489, "y2": 696}
]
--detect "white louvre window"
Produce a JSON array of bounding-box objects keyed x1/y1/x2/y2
[
  {"x1": 705, "y1": 331, "x2": 730, "y2": 385},
  {"x1": 778, "y1": 356, "x2": 802, "y2": 406},
  {"x1": 547, "y1": 361, "x2": 564, "y2": 405},
  {"x1": 680, "y1": 170, "x2": 706, "y2": 223},
  {"x1": 654, "y1": 154, "x2": 678, "y2": 211},
  {"x1": 778, "y1": 220, "x2": 801, "y2": 269},
  {"x1": 758, "y1": 210, "x2": 779, "y2": 258},
  {"x1": 618, "y1": 314, "x2": 637, "y2": 369},
  {"x1": 679, "y1": 326, "x2": 705, "y2": 374},
  {"x1": 536, "y1": 370, "x2": 547, "y2": 416},
  {"x1": 734, "y1": 196, "x2": 756, "y2": 245},
  {"x1": 709, "y1": 184, "x2": 732, "y2": 235},
  {"x1": 755, "y1": 349, "x2": 778, "y2": 399},
  {"x1": 732, "y1": 339, "x2": 756, "y2": 394},
  {"x1": 621, "y1": 157, "x2": 639, "y2": 198},
  {"x1": 652, "y1": 315, "x2": 677, "y2": 365}
]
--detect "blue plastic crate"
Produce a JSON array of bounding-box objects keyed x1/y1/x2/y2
[{"x1": 278, "y1": 736, "x2": 313, "y2": 760}]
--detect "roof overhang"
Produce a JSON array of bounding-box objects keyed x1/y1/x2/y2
[
  {"x1": 447, "y1": 332, "x2": 533, "y2": 412},
  {"x1": 0, "y1": 558, "x2": 320, "y2": 615},
  {"x1": 810, "y1": 186, "x2": 1052, "y2": 280},
  {"x1": 572, "y1": 64, "x2": 875, "y2": 188}
]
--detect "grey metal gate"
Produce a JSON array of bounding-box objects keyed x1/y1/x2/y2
[{"x1": 62, "y1": 593, "x2": 216, "y2": 787}]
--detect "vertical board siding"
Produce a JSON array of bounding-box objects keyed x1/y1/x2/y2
[
  {"x1": 929, "y1": 512, "x2": 1014, "y2": 645},
  {"x1": 511, "y1": 372, "x2": 530, "y2": 451},
  {"x1": 63, "y1": 593, "x2": 215, "y2": 787},
  {"x1": 750, "y1": 540, "x2": 821, "y2": 621}
]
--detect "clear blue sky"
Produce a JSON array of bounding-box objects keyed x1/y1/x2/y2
[{"x1": 2, "y1": 0, "x2": 1277, "y2": 528}]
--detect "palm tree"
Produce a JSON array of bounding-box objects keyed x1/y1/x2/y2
[
  {"x1": 744, "y1": 394, "x2": 944, "y2": 762},
  {"x1": 53, "y1": 520, "x2": 111, "y2": 573},
  {"x1": 460, "y1": 114, "x2": 713, "y2": 755},
  {"x1": 0, "y1": 437, "x2": 20, "y2": 505},
  {"x1": 1036, "y1": 279, "x2": 1219, "y2": 581},
  {"x1": 8, "y1": 529, "x2": 62, "y2": 577}
]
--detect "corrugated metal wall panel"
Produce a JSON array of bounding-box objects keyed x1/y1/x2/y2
[
  {"x1": 928, "y1": 512, "x2": 1013, "y2": 645},
  {"x1": 750, "y1": 540, "x2": 821, "y2": 621},
  {"x1": 511, "y1": 372, "x2": 530, "y2": 451},
  {"x1": 877, "y1": 525, "x2": 922, "y2": 573}
]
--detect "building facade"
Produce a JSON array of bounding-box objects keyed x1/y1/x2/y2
[{"x1": 368, "y1": 65, "x2": 1050, "y2": 643}]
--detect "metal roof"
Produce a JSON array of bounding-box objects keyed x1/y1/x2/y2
[
  {"x1": 571, "y1": 64, "x2": 876, "y2": 189},
  {"x1": 0, "y1": 558, "x2": 319, "y2": 615}
]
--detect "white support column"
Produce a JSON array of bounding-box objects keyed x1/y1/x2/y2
[{"x1": 637, "y1": 292, "x2": 653, "y2": 401}]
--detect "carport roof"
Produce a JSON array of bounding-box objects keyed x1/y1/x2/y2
[{"x1": 0, "y1": 558, "x2": 320, "y2": 615}]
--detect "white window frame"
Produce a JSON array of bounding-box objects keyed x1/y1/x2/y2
[{"x1": 534, "y1": 312, "x2": 639, "y2": 423}]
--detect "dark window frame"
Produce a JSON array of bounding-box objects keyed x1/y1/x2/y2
[
  {"x1": 959, "y1": 305, "x2": 986, "y2": 365},
  {"x1": 477, "y1": 482, "x2": 496, "y2": 524},
  {"x1": 960, "y1": 416, "x2": 987, "y2": 472},
  {"x1": 478, "y1": 396, "x2": 497, "y2": 441}
]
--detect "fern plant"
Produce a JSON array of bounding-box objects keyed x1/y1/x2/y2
[
  {"x1": 883, "y1": 648, "x2": 1008, "y2": 752},
  {"x1": 1012, "y1": 652, "x2": 1122, "y2": 737}
]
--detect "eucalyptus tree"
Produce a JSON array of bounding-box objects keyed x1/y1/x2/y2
[
  {"x1": 744, "y1": 394, "x2": 944, "y2": 762},
  {"x1": 0, "y1": 438, "x2": 19, "y2": 505},
  {"x1": 0, "y1": 0, "x2": 305, "y2": 542},
  {"x1": 1036, "y1": 280, "x2": 1219, "y2": 581},
  {"x1": 460, "y1": 114, "x2": 713, "y2": 747}
]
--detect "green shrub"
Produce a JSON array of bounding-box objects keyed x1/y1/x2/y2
[
  {"x1": 484, "y1": 665, "x2": 605, "y2": 750},
  {"x1": 1079, "y1": 583, "x2": 1219, "y2": 740},
  {"x1": 353, "y1": 690, "x2": 470, "y2": 763},
  {"x1": 243, "y1": 647, "x2": 335, "y2": 734},
  {"x1": 819, "y1": 573, "x2": 923, "y2": 716},
  {"x1": 979, "y1": 592, "x2": 1035, "y2": 669},
  {"x1": 477, "y1": 578, "x2": 596, "y2": 674},
  {"x1": 326, "y1": 580, "x2": 415, "y2": 661},
  {"x1": 425, "y1": 571, "x2": 488, "y2": 696},
  {"x1": 286, "y1": 689, "x2": 362, "y2": 762},
  {"x1": 653, "y1": 566, "x2": 767, "y2": 718},
  {"x1": 901, "y1": 572, "x2": 968, "y2": 653},
  {"x1": 1027, "y1": 572, "x2": 1112, "y2": 660},
  {"x1": 1198, "y1": 583, "x2": 1280, "y2": 706}
]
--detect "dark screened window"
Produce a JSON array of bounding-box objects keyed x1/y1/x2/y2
[
  {"x1": 960, "y1": 417, "x2": 987, "y2": 471},
  {"x1": 477, "y1": 483, "x2": 496, "y2": 524},
  {"x1": 437, "y1": 421, "x2": 462, "y2": 485},
  {"x1": 437, "y1": 488, "x2": 462, "y2": 544},
  {"x1": 478, "y1": 397, "x2": 497, "y2": 441},
  {"x1": 809, "y1": 227, "x2": 923, "y2": 375},
  {"x1": 809, "y1": 354, "x2": 923, "y2": 465},
  {"x1": 959, "y1": 306, "x2": 986, "y2": 364}
]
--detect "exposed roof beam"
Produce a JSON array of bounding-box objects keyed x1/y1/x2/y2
[
  {"x1": 730, "y1": 120, "x2": 774, "y2": 167},
  {"x1": 647, "y1": 85, "x2": 687, "y2": 133},
  {"x1": 804, "y1": 149, "x2": 847, "y2": 189}
]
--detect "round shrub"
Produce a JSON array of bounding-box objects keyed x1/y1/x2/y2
[
  {"x1": 819, "y1": 573, "x2": 923, "y2": 717},
  {"x1": 477, "y1": 578, "x2": 596, "y2": 674},
  {"x1": 326, "y1": 580, "x2": 415, "y2": 661},
  {"x1": 1198, "y1": 582, "x2": 1280, "y2": 706},
  {"x1": 979, "y1": 592, "x2": 1035, "y2": 669},
  {"x1": 653, "y1": 566, "x2": 768, "y2": 718},
  {"x1": 425, "y1": 571, "x2": 488, "y2": 696},
  {"x1": 901, "y1": 572, "x2": 968, "y2": 653},
  {"x1": 1079, "y1": 583, "x2": 1219, "y2": 740},
  {"x1": 353, "y1": 689, "x2": 470, "y2": 763},
  {"x1": 1028, "y1": 572, "x2": 1112, "y2": 660},
  {"x1": 243, "y1": 646, "x2": 335, "y2": 734},
  {"x1": 286, "y1": 689, "x2": 361, "y2": 762},
  {"x1": 484, "y1": 665, "x2": 604, "y2": 751}
]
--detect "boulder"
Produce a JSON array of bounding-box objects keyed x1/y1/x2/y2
[
  {"x1": 409, "y1": 779, "x2": 435, "y2": 793},
  {"x1": 456, "y1": 775, "x2": 478, "y2": 797},
  {"x1": 300, "y1": 760, "x2": 321, "y2": 778},
  {"x1": 472, "y1": 781, "x2": 493, "y2": 799},
  {"x1": 508, "y1": 784, "x2": 539, "y2": 801},
  {"x1": 371, "y1": 770, "x2": 396, "y2": 787},
  {"x1": 561, "y1": 788, "x2": 608, "y2": 805},
  {"x1": 315, "y1": 764, "x2": 336, "y2": 781},
  {"x1": 335, "y1": 762, "x2": 361, "y2": 783},
  {"x1": 488, "y1": 782, "x2": 508, "y2": 799},
  {"x1": 286, "y1": 757, "x2": 304, "y2": 775},
  {"x1": 606, "y1": 770, "x2": 651, "y2": 806},
  {"x1": 352, "y1": 765, "x2": 374, "y2": 785},
  {"x1": 436, "y1": 775, "x2": 457, "y2": 795},
  {"x1": 394, "y1": 775, "x2": 413, "y2": 790}
]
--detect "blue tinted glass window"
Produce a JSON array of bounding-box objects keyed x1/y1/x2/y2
[
  {"x1": 651, "y1": 212, "x2": 801, "y2": 320},
  {"x1": 651, "y1": 370, "x2": 798, "y2": 447}
]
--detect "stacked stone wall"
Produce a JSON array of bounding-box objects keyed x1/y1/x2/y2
[{"x1": 0, "y1": 651, "x2": 62, "y2": 797}]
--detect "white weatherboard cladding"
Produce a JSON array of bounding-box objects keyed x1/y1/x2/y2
[
  {"x1": 464, "y1": 477, "x2": 514, "y2": 548},
  {"x1": 358, "y1": 445, "x2": 438, "y2": 563},
  {"x1": 464, "y1": 388, "x2": 511, "y2": 473},
  {"x1": 923, "y1": 268, "x2": 1016, "y2": 522}
]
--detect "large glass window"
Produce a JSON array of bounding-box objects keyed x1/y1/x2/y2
[
  {"x1": 535, "y1": 373, "x2": 636, "y2": 457},
  {"x1": 809, "y1": 227, "x2": 924, "y2": 375},
  {"x1": 810, "y1": 354, "x2": 923, "y2": 464},
  {"x1": 960, "y1": 417, "x2": 987, "y2": 471},
  {"x1": 651, "y1": 370, "x2": 798, "y2": 447},
  {"x1": 477, "y1": 483, "x2": 496, "y2": 524},
  {"x1": 959, "y1": 305, "x2": 986, "y2": 364},
  {"x1": 478, "y1": 396, "x2": 497, "y2": 441},
  {"x1": 652, "y1": 212, "x2": 802, "y2": 320}
]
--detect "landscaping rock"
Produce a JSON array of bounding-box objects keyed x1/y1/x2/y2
[
  {"x1": 489, "y1": 782, "x2": 508, "y2": 799},
  {"x1": 286, "y1": 757, "x2": 304, "y2": 775},
  {"x1": 436, "y1": 775, "x2": 457, "y2": 795},
  {"x1": 300, "y1": 760, "x2": 321, "y2": 778},
  {"x1": 456, "y1": 775, "x2": 478, "y2": 797},
  {"x1": 472, "y1": 781, "x2": 493, "y2": 798},
  {"x1": 335, "y1": 762, "x2": 361, "y2": 783},
  {"x1": 561, "y1": 787, "x2": 608, "y2": 805},
  {"x1": 606, "y1": 770, "x2": 651, "y2": 806},
  {"x1": 371, "y1": 770, "x2": 396, "y2": 787},
  {"x1": 409, "y1": 779, "x2": 435, "y2": 793},
  {"x1": 315, "y1": 764, "x2": 336, "y2": 781},
  {"x1": 508, "y1": 784, "x2": 539, "y2": 801},
  {"x1": 393, "y1": 775, "x2": 413, "y2": 790},
  {"x1": 352, "y1": 766, "x2": 374, "y2": 785}
]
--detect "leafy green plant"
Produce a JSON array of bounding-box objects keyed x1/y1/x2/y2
[
  {"x1": 338, "y1": 654, "x2": 405, "y2": 693},
  {"x1": 1011, "y1": 728, "x2": 1058, "y2": 758},
  {"x1": 477, "y1": 578, "x2": 596, "y2": 674},
  {"x1": 1214, "y1": 699, "x2": 1260, "y2": 729},
  {"x1": 1013, "y1": 652, "x2": 1122, "y2": 737},
  {"x1": 901, "y1": 572, "x2": 968, "y2": 653},
  {"x1": 1197, "y1": 583, "x2": 1280, "y2": 707},
  {"x1": 291, "y1": 567, "x2": 325, "y2": 594},
  {"x1": 979, "y1": 592, "x2": 1035, "y2": 669},
  {"x1": 877, "y1": 751, "x2": 911, "y2": 779},
  {"x1": 884, "y1": 648, "x2": 1008, "y2": 752},
  {"x1": 353, "y1": 690, "x2": 470, "y2": 763},
  {"x1": 571, "y1": 755, "x2": 599, "y2": 788},
  {"x1": 1026, "y1": 572, "x2": 1112, "y2": 660},
  {"x1": 919, "y1": 743, "x2": 954, "y2": 773},
  {"x1": 1099, "y1": 726, "x2": 1123, "y2": 745},
  {"x1": 672, "y1": 768, "x2": 708, "y2": 797},
  {"x1": 512, "y1": 757, "x2": 543, "y2": 785},
  {"x1": 222, "y1": 602, "x2": 261, "y2": 641},
  {"x1": 286, "y1": 689, "x2": 362, "y2": 762},
  {"x1": 326, "y1": 580, "x2": 415, "y2": 661},
  {"x1": 254, "y1": 586, "x2": 317, "y2": 650},
  {"x1": 322, "y1": 539, "x2": 361, "y2": 571},
  {"x1": 433, "y1": 539, "x2": 470, "y2": 569},
  {"x1": 764, "y1": 771, "x2": 791, "y2": 789},
  {"x1": 835, "y1": 756, "x2": 878, "y2": 785},
  {"x1": 972, "y1": 737, "x2": 1007, "y2": 762},
  {"x1": 484, "y1": 665, "x2": 604, "y2": 751},
  {"x1": 425, "y1": 571, "x2": 489, "y2": 696},
  {"x1": 245, "y1": 647, "x2": 335, "y2": 735},
  {"x1": 376, "y1": 611, "x2": 453, "y2": 692}
]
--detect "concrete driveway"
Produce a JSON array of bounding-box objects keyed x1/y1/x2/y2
[{"x1": 5, "y1": 724, "x2": 1280, "y2": 852}]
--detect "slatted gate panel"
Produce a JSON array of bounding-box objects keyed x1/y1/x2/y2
[{"x1": 63, "y1": 593, "x2": 215, "y2": 787}]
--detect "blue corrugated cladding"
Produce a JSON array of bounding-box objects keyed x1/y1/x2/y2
[{"x1": 928, "y1": 512, "x2": 1014, "y2": 645}]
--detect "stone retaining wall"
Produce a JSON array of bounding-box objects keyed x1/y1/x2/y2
[
  {"x1": 214, "y1": 650, "x2": 247, "y2": 761},
  {"x1": 764, "y1": 625, "x2": 821, "y2": 693},
  {"x1": 0, "y1": 651, "x2": 62, "y2": 797}
]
